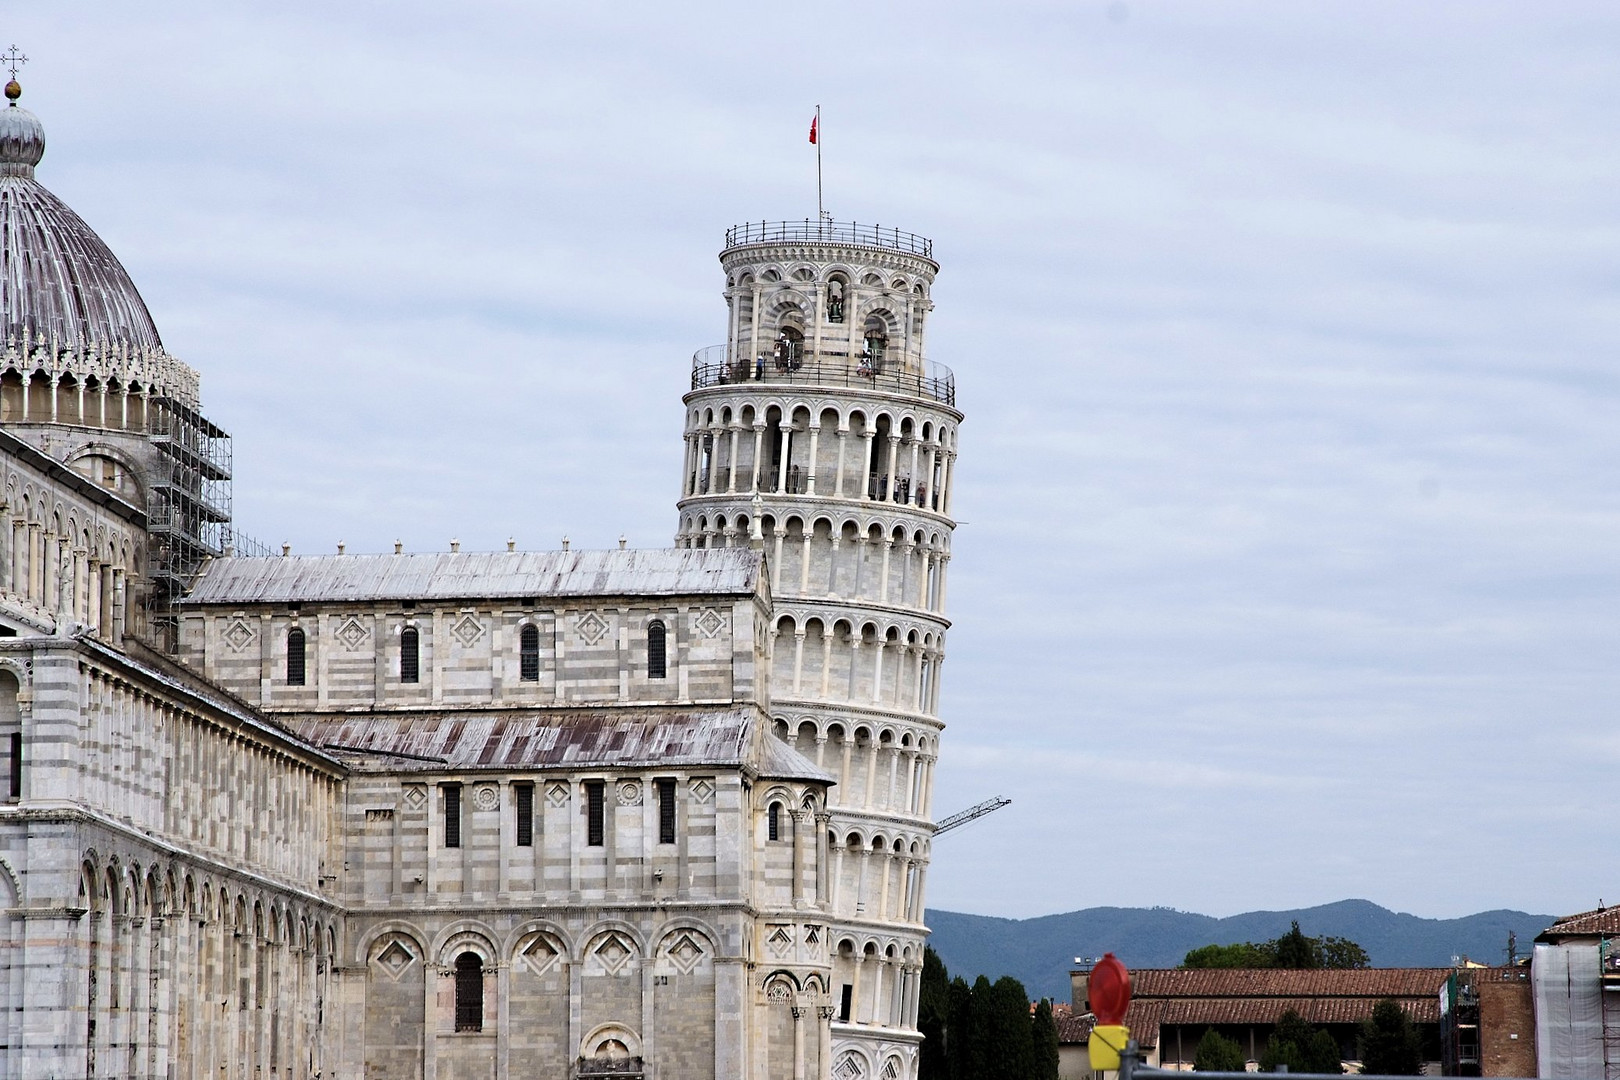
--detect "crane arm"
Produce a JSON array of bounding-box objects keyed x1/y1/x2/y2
[{"x1": 933, "y1": 796, "x2": 1011, "y2": 836}]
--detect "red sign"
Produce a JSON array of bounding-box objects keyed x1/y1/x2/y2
[{"x1": 1090, "y1": 953, "x2": 1131, "y2": 1025}]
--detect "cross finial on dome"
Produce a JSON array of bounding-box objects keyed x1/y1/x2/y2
[{"x1": 2, "y1": 45, "x2": 26, "y2": 104}]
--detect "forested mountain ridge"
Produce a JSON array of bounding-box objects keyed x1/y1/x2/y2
[{"x1": 925, "y1": 899, "x2": 1556, "y2": 1001}]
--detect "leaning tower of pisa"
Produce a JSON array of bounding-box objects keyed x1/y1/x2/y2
[{"x1": 677, "y1": 220, "x2": 960, "y2": 1080}]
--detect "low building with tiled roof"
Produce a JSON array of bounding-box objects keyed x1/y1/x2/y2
[{"x1": 1066, "y1": 965, "x2": 1448, "y2": 1072}]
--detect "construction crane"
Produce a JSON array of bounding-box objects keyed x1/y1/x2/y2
[{"x1": 933, "y1": 796, "x2": 1011, "y2": 836}]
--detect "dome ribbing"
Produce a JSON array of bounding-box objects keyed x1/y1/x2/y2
[{"x1": 0, "y1": 93, "x2": 163, "y2": 350}]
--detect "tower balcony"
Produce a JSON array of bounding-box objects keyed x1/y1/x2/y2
[
  {"x1": 723, "y1": 219, "x2": 934, "y2": 260},
  {"x1": 690, "y1": 346, "x2": 955, "y2": 408}
]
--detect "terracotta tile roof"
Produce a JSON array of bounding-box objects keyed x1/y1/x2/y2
[
  {"x1": 1538, "y1": 907, "x2": 1620, "y2": 940},
  {"x1": 1129, "y1": 968, "x2": 1452, "y2": 999},
  {"x1": 1056, "y1": 1011, "x2": 1095, "y2": 1045},
  {"x1": 1115, "y1": 968, "x2": 1450, "y2": 1050}
]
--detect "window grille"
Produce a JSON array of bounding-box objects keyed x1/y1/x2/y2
[
  {"x1": 515, "y1": 783, "x2": 534, "y2": 847},
  {"x1": 401, "y1": 626, "x2": 420, "y2": 683},
  {"x1": 768, "y1": 802, "x2": 782, "y2": 842},
  {"x1": 7, "y1": 731, "x2": 18, "y2": 798},
  {"x1": 656, "y1": 779, "x2": 676, "y2": 844},
  {"x1": 454, "y1": 953, "x2": 483, "y2": 1032},
  {"x1": 519, "y1": 624, "x2": 540, "y2": 682},
  {"x1": 585, "y1": 780, "x2": 605, "y2": 846},
  {"x1": 286, "y1": 628, "x2": 306, "y2": 686},
  {"x1": 443, "y1": 784, "x2": 462, "y2": 848},
  {"x1": 648, "y1": 620, "x2": 667, "y2": 679}
]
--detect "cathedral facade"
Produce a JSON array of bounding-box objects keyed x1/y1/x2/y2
[{"x1": 0, "y1": 78, "x2": 958, "y2": 1080}]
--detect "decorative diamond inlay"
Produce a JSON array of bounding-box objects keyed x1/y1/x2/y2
[
  {"x1": 665, "y1": 932, "x2": 705, "y2": 974},
  {"x1": 335, "y1": 616, "x2": 369, "y2": 651},
  {"x1": 834, "y1": 1053, "x2": 866, "y2": 1080},
  {"x1": 402, "y1": 785, "x2": 427, "y2": 810},
  {"x1": 694, "y1": 607, "x2": 725, "y2": 639},
  {"x1": 519, "y1": 934, "x2": 561, "y2": 977},
  {"x1": 766, "y1": 925, "x2": 793, "y2": 958},
  {"x1": 451, "y1": 613, "x2": 484, "y2": 648},
  {"x1": 690, "y1": 778, "x2": 714, "y2": 804},
  {"x1": 576, "y1": 610, "x2": 609, "y2": 646},
  {"x1": 223, "y1": 619, "x2": 255, "y2": 653},
  {"x1": 546, "y1": 782, "x2": 570, "y2": 808},
  {"x1": 375, "y1": 940, "x2": 415, "y2": 979},
  {"x1": 593, "y1": 932, "x2": 634, "y2": 976}
]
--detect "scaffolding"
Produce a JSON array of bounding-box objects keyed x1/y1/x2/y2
[
  {"x1": 1602, "y1": 939, "x2": 1620, "y2": 1080},
  {"x1": 146, "y1": 395, "x2": 232, "y2": 650}
]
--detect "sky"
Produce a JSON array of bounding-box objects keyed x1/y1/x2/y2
[{"x1": 10, "y1": 2, "x2": 1620, "y2": 922}]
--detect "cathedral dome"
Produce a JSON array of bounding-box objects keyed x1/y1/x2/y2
[{"x1": 0, "y1": 87, "x2": 163, "y2": 351}]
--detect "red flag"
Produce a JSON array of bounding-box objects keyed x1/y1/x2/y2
[{"x1": 809, "y1": 115, "x2": 818, "y2": 144}]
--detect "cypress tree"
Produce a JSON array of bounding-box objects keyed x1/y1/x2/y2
[
  {"x1": 1358, "y1": 999, "x2": 1422, "y2": 1075},
  {"x1": 1031, "y1": 998, "x2": 1062, "y2": 1080},
  {"x1": 947, "y1": 976, "x2": 977, "y2": 1080},
  {"x1": 984, "y1": 976, "x2": 1034, "y2": 1080},
  {"x1": 918, "y1": 948, "x2": 950, "y2": 1080}
]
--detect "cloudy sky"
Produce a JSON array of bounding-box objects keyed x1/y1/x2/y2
[{"x1": 14, "y1": 3, "x2": 1620, "y2": 922}]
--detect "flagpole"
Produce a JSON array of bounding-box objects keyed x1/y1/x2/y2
[{"x1": 815, "y1": 104, "x2": 823, "y2": 224}]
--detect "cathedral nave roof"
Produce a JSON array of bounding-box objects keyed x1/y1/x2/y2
[{"x1": 185, "y1": 547, "x2": 764, "y2": 605}]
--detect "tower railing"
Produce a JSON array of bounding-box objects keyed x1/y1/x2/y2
[
  {"x1": 690, "y1": 345, "x2": 955, "y2": 407},
  {"x1": 723, "y1": 220, "x2": 933, "y2": 259}
]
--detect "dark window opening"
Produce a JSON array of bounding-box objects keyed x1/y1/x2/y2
[
  {"x1": 443, "y1": 784, "x2": 462, "y2": 848},
  {"x1": 648, "y1": 620, "x2": 667, "y2": 680},
  {"x1": 454, "y1": 952, "x2": 483, "y2": 1032},
  {"x1": 862, "y1": 316, "x2": 888, "y2": 373},
  {"x1": 768, "y1": 801, "x2": 782, "y2": 842},
  {"x1": 519, "y1": 624, "x2": 540, "y2": 682},
  {"x1": 7, "y1": 731, "x2": 18, "y2": 798},
  {"x1": 656, "y1": 779, "x2": 676, "y2": 845},
  {"x1": 401, "y1": 627, "x2": 420, "y2": 683},
  {"x1": 839, "y1": 984, "x2": 853, "y2": 1022},
  {"x1": 585, "y1": 780, "x2": 605, "y2": 847},
  {"x1": 515, "y1": 782, "x2": 534, "y2": 847},
  {"x1": 286, "y1": 628, "x2": 306, "y2": 686}
]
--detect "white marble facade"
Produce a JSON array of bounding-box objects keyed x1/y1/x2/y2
[{"x1": 0, "y1": 89, "x2": 961, "y2": 1080}]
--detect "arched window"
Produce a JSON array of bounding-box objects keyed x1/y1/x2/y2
[
  {"x1": 400, "y1": 627, "x2": 419, "y2": 684},
  {"x1": 768, "y1": 801, "x2": 782, "y2": 842},
  {"x1": 519, "y1": 624, "x2": 540, "y2": 682},
  {"x1": 648, "y1": 621, "x2": 667, "y2": 680},
  {"x1": 454, "y1": 952, "x2": 483, "y2": 1032},
  {"x1": 863, "y1": 316, "x2": 888, "y2": 373},
  {"x1": 286, "y1": 628, "x2": 306, "y2": 686}
]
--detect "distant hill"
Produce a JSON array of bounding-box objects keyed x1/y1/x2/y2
[{"x1": 924, "y1": 899, "x2": 1556, "y2": 1001}]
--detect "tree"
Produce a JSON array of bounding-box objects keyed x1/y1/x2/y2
[
  {"x1": 1259, "y1": 1010, "x2": 1343, "y2": 1074},
  {"x1": 947, "y1": 976, "x2": 978, "y2": 1080},
  {"x1": 1194, "y1": 1029, "x2": 1248, "y2": 1071},
  {"x1": 1320, "y1": 937, "x2": 1370, "y2": 970},
  {"x1": 1031, "y1": 999, "x2": 1061, "y2": 1080},
  {"x1": 1273, "y1": 922, "x2": 1320, "y2": 969},
  {"x1": 1358, "y1": 999, "x2": 1422, "y2": 1075},
  {"x1": 1182, "y1": 923, "x2": 1370, "y2": 970},
  {"x1": 982, "y1": 976, "x2": 1035, "y2": 1080},
  {"x1": 918, "y1": 948, "x2": 950, "y2": 1080},
  {"x1": 1183, "y1": 941, "x2": 1277, "y2": 969}
]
